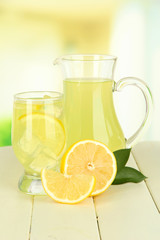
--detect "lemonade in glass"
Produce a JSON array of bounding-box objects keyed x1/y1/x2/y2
[{"x1": 12, "y1": 91, "x2": 65, "y2": 195}]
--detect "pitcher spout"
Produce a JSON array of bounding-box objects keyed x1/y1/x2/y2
[
  {"x1": 53, "y1": 54, "x2": 117, "y2": 79},
  {"x1": 53, "y1": 57, "x2": 62, "y2": 65}
]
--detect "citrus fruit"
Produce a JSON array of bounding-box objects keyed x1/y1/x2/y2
[
  {"x1": 61, "y1": 140, "x2": 117, "y2": 196},
  {"x1": 41, "y1": 168, "x2": 95, "y2": 204},
  {"x1": 19, "y1": 113, "x2": 65, "y2": 156},
  {"x1": 17, "y1": 113, "x2": 65, "y2": 173}
]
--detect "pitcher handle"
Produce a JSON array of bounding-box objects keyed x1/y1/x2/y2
[{"x1": 114, "y1": 77, "x2": 153, "y2": 147}]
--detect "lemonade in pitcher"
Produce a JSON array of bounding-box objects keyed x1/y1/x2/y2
[
  {"x1": 64, "y1": 78, "x2": 125, "y2": 151},
  {"x1": 12, "y1": 92, "x2": 65, "y2": 194},
  {"x1": 56, "y1": 54, "x2": 152, "y2": 152}
]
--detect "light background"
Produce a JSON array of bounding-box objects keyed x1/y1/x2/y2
[{"x1": 0, "y1": 0, "x2": 159, "y2": 146}]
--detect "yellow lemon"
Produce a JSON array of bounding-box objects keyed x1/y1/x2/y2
[
  {"x1": 61, "y1": 140, "x2": 117, "y2": 196},
  {"x1": 41, "y1": 169, "x2": 95, "y2": 204}
]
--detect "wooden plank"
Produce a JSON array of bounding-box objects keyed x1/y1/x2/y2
[
  {"x1": 30, "y1": 196, "x2": 100, "y2": 240},
  {"x1": 132, "y1": 141, "x2": 160, "y2": 212},
  {"x1": 0, "y1": 146, "x2": 33, "y2": 240},
  {"x1": 94, "y1": 153, "x2": 160, "y2": 240}
]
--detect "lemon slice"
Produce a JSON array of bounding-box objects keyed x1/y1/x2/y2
[
  {"x1": 19, "y1": 113, "x2": 65, "y2": 156},
  {"x1": 61, "y1": 140, "x2": 117, "y2": 196},
  {"x1": 18, "y1": 113, "x2": 65, "y2": 173},
  {"x1": 41, "y1": 169, "x2": 95, "y2": 204}
]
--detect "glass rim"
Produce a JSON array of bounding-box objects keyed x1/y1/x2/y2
[
  {"x1": 54, "y1": 54, "x2": 117, "y2": 64},
  {"x1": 14, "y1": 91, "x2": 63, "y2": 102}
]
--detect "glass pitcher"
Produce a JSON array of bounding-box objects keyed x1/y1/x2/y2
[{"x1": 54, "y1": 54, "x2": 152, "y2": 152}]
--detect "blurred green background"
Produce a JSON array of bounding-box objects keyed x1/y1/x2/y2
[{"x1": 0, "y1": 0, "x2": 160, "y2": 146}]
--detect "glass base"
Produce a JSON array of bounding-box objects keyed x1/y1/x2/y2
[{"x1": 18, "y1": 173, "x2": 46, "y2": 195}]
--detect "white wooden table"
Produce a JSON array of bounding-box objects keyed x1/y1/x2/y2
[{"x1": 0, "y1": 142, "x2": 160, "y2": 240}]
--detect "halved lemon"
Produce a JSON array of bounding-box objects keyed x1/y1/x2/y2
[
  {"x1": 41, "y1": 168, "x2": 95, "y2": 204},
  {"x1": 61, "y1": 140, "x2": 117, "y2": 196}
]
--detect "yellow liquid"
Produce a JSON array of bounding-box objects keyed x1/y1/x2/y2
[
  {"x1": 12, "y1": 99, "x2": 64, "y2": 176},
  {"x1": 64, "y1": 78, "x2": 125, "y2": 152}
]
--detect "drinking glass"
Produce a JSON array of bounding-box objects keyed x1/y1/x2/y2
[{"x1": 12, "y1": 91, "x2": 65, "y2": 195}]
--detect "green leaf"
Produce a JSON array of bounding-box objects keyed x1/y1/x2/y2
[
  {"x1": 113, "y1": 148, "x2": 131, "y2": 172},
  {"x1": 112, "y1": 167, "x2": 147, "y2": 185}
]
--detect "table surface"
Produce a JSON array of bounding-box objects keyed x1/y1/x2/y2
[{"x1": 0, "y1": 142, "x2": 160, "y2": 240}]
